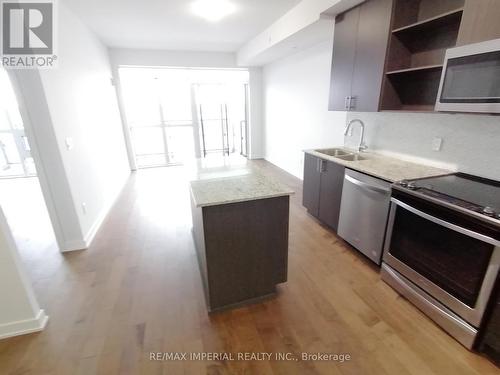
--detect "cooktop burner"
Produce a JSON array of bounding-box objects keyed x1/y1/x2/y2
[{"x1": 396, "y1": 173, "x2": 500, "y2": 221}]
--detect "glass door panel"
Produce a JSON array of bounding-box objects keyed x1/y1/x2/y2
[
  {"x1": 165, "y1": 126, "x2": 195, "y2": 165},
  {"x1": 120, "y1": 68, "x2": 196, "y2": 168},
  {"x1": 130, "y1": 127, "x2": 166, "y2": 168},
  {"x1": 160, "y1": 84, "x2": 192, "y2": 123},
  {"x1": 199, "y1": 119, "x2": 226, "y2": 156}
]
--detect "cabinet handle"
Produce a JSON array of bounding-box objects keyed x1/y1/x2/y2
[
  {"x1": 317, "y1": 158, "x2": 321, "y2": 172},
  {"x1": 349, "y1": 96, "x2": 356, "y2": 110},
  {"x1": 345, "y1": 96, "x2": 350, "y2": 110},
  {"x1": 319, "y1": 160, "x2": 326, "y2": 173}
]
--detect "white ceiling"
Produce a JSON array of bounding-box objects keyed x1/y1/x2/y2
[{"x1": 63, "y1": 0, "x2": 301, "y2": 51}]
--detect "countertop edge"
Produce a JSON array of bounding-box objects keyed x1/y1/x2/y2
[
  {"x1": 191, "y1": 188, "x2": 294, "y2": 208},
  {"x1": 304, "y1": 149, "x2": 452, "y2": 182}
]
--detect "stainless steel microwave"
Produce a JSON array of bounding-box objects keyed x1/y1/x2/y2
[{"x1": 435, "y1": 38, "x2": 500, "y2": 113}]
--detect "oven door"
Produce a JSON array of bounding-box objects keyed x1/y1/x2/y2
[{"x1": 383, "y1": 198, "x2": 500, "y2": 327}]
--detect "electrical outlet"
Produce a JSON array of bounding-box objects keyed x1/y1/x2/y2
[
  {"x1": 432, "y1": 137, "x2": 443, "y2": 152},
  {"x1": 81, "y1": 202, "x2": 87, "y2": 214}
]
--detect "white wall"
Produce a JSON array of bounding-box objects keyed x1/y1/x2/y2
[
  {"x1": 11, "y1": 70, "x2": 83, "y2": 251},
  {"x1": 263, "y1": 40, "x2": 346, "y2": 178},
  {"x1": 109, "y1": 48, "x2": 237, "y2": 69},
  {"x1": 248, "y1": 67, "x2": 264, "y2": 158},
  {"x1": 237, "y1": 0, "x2": 364, "y2": 66},
  {"x1": 0, "y1": 207, "x2": 48, "y2": 339},
  {"x1": 13, "y1": 3, "x2": 130, "y2": 251}
]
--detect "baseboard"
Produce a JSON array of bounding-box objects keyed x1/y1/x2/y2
[
  {"x1": 82, "y1": 201, "x2": 110, "y2": 248},
  {"x1": 62, "y1": 239, "x2": 87, "y2": 252},
  {"x1": 83, "y1": 172, "x2": 130, "y2": 249},
  {"x1": 0, "y1": 309, "x2": 49, "y2": 340},
  {"x1": 61, "y1": 172, "x2": 130, "y2": 253}
]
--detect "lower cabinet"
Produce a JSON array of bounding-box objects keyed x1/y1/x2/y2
[
  {"x1": 477, "y1": 275, "x2": 500, "y2": 365},
  {"x1": 302, "y1": 154, "x2": 345, "y2": 232}
]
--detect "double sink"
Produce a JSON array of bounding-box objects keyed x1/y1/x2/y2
[{"x1": 315, "y1": 148, "x2": 368, "y2": 162}]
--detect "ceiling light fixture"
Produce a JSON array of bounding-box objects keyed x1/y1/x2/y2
[{"x1": 190, "y1": 0, "x2": 236, "y2": 22}]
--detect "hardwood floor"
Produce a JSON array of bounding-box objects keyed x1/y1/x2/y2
[{"x1": 0, "y1": 159, "x2": 498, "y2": 375}]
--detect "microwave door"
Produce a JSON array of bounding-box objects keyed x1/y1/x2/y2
[{"x1": 436, "y1": 38, "x2": 500, "y2": 113}]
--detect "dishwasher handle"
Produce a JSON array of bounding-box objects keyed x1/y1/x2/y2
[{"x1": 345, "y1": 174, "x2": 391, "y2": 195}]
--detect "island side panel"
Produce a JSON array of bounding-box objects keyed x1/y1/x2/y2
[
  {"x1": 190, "y1": 193, "x2": 210, "y2": 306},
  {"x1": 202, "y1": 195, "x2": 290, "y2": 311}
]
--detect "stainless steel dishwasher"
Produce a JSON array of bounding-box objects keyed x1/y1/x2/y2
[{"x1": 337, "y1": 169, "x2": 391, "y2": 264}]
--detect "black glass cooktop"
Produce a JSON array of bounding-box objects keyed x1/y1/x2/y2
[
  {"x1": 397, "y1": 173, "x2": 500, "y2": 220},
  {"x1": 413, "y1": 174, "x2": 500, "y2": 211}
]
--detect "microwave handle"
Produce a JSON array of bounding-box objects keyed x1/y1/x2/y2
[{"x1": 391, "y1": 198, "x2": 500, "y2": 247}]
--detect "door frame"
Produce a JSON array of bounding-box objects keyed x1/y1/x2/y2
[{"x1": 6, "y1": 70, "x2": 63, "y2": 252}]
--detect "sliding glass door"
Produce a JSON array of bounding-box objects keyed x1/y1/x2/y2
[
  {"x1": 119, "y1": 68, "x2": 249, "y2": 168},
  {"x1": 120, "y1": 69, "x2": 196, "y2": 168}
]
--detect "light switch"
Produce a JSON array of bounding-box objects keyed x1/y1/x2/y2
[
  {"x1": 432, "y1": 137, "x2": 443, "y2": 152},
  {"x1": 65, "y1": 137, "x2": 74, "y2": 150}
]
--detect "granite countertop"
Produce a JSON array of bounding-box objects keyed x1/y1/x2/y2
[
  {"x1": 305, "y1": 148, "x2": 452, "y2": 182},
  {"x1": 189, "y1": 159, "x2": 294, "y2": 208}
]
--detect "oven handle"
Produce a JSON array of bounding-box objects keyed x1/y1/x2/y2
[{"x1": 391, "y1": 198, "x2": 500, "y2": 247}]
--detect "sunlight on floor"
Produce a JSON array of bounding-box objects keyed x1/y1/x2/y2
[{"x1": 0, "y1": 177, "x2": 57, "y2": 260}]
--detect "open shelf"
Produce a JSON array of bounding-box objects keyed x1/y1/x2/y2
[
  {"x1": 392, "y1": 14, "x2": 462, "y2": 57},
  {"x1": 380, "y1": 0, "x2": 464, "y2": 112},
  {"x1": 381, "y1": 67, "x2": 443, "y2": 110},
  {"x1": 392, "y1": 8, "x2": 464, "y2": 34},
  {"x1": 381, "y1": 105, "x2": 436, "y2": 113},
  {"x1": 386, "y1": 64, "x2": 443, "y2": 75}
]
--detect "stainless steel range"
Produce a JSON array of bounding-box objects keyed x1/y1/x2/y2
[{"x1": 381, "y1": 173, "x2": 500, "y2": 349}]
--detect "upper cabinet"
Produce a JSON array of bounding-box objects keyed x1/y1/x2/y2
[
  {"x1": 328, "y1": 0, "x2": 393, "y2": 111},
  {"x1": 457, "y1": 0, "x2": 500, "y2": 46},
  {"x1": 329, "y1": 0, "x2": 500, "y2": 113}
]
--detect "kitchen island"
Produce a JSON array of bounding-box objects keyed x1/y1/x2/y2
[{"x1": 190, "y1": 161, "x2": 294, "y2": 312}]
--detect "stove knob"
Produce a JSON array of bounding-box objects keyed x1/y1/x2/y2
[
  {"x1": 496, "y1": 212, "x2": 500, "y2": 220},
  {"x1": 407, "y1": 182, "x2": 418, "y2": 190},
  {"x1": 399, "y1": 180, "x2": 409, "y2": 187},
  {"x1": 482, "y1": 207, "x2": 495, "y2": 217}
]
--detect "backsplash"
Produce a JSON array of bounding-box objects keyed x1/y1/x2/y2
[{"x1": 346, "y1": 112, "x2": 500, "y2": 181}]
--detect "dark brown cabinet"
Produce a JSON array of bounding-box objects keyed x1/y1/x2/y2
[
  {"x1": 302, "y1": 154, "x2": 345, "y2": 231},
  {"x1": 191, "y1": 195, "x2": 290, "y2": 312},
  {"x1": 328, "y1": 6, "x2": 359, "y2": 111},
  {"x1": 458, "y1": 0, "x2": 500, "y2": 46},
  {"x1": 303, "y1": 153, "x2": 322, "y2": 217},
  {"x1": 318, "y1": 159, "x2": 345, "y2": 231},
  {"x1": 329, "y1": 0, "x2": 500, "y2": 113},
  {"x1": 328, "y1": 0, "x2": 393, "y2": 112},
  {"x1": 478, "y1": 276, "x2": 500, "y2": 365}
]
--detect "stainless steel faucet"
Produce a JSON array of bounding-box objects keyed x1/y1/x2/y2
[{"x1": 344, "y1": 119, "x2": 367, "y2": 152}]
